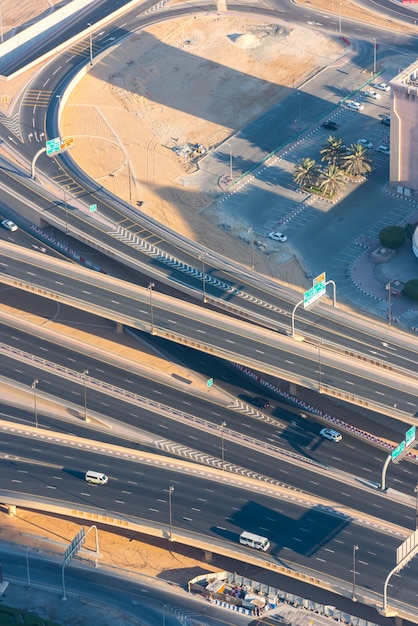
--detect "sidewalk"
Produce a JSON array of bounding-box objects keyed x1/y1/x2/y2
[{"x1": 350, "y1": 208, "x2": 418, "y2": 328}]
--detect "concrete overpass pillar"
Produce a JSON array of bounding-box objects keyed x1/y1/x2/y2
[
  {"x1": 204, "y1": 550, "x2": 214, "y2": 562},
  {"x1": 114, "y1": 322, "x2": 124, "y2": 334},
  {"x1": 6, "y1": 504, "x2": 16, "y2": 516},
  {"x1": 289, "y1": 383, "x2": 298, "y2": 397}
]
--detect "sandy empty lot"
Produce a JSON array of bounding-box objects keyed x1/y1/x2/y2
[{"x1": 60, "y1": 15, "x2": 345, "y2": 284}]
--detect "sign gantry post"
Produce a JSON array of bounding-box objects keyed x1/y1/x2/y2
[
  {"x1": 291, "y1": 272, "x2": 336, "y2": 336},
  {"x1": 381, "y1": 425, "x2": 416, "y2": 490},
  {"x1": 31, "y1": 137, "x2": 74, "y2": 179}
]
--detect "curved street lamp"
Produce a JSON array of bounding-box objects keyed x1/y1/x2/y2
[
  {"x1": 87, "y1": 23, "x2": 93, "y2": 66},
  {"x1": 220, "y1": 421, "x2": 226, "y2": 470},
  {"x1": 83, "y1": 369, "x2": 89, "y2": 421},
  {"x1": 168, "y1": 485, "x2": 174, "y2": 541},
  {"x1": 199, "y1": 253, "x2": 207, "y2": 303},
  {"x1": 148, "y1": 282, "x2": 155, "y2": 335},
  {"x1": 31, "y1": 379, "x2": 39, "y2": 428},
  {"x1": 352, "y1": 544, "x2": 359, "y2": 601},
  {"x1": 247, "y1": 226, "x2": 254, "y2": 271}
]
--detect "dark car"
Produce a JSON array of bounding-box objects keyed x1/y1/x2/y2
[
  {"x1": 251, "y1": 397, "x2": 270, "y2": 408},
  {"x1": 321, "y1": 120, "x2": 339, "y2": 131},
  {"x1": 381, "y1": 117, "x2": 390, "y2": 127}
]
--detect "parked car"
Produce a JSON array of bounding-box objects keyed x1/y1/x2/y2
[
  {"x1": 381, "y1": 117, "x2": 390, "y2": 127},
  {"x1": 251, "y1": 397, "x2": 270, "y2": 409},
  {"x1": 1, "y1": 219, "x2": 18, "y2": 232},
  {"x1": 321, "y1": 120, "x2": 339, "y2": 131},
  {"x1": 365, "y1": 89, "x2": 381, "y2": 100},
  {"x1": 320, "y1": 428, "x2": 342, "y2": 442},
  {"x1": 357, "y1": 139, "x2": 373, "y2": 149},
  {"x1": 268, "y1": 231, "x2": 287, "y2": 242},
  {"x1": 346, "y1": 101, "x2": 364, "y2": 111},
  {"x1": 376, "y1": 145, "x2": 390, "y2": 155},
  {"x1": 375, "y1": 82, "x2": 391, "y2": 92}
]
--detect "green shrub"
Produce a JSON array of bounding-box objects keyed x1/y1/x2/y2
[
  {"x1": 379, "y1": 226, "x2": 405, "y2": 249},
  {"x1": 403, "y1": 279, "x2": 418, "y2": 301},
  {"x1": 405, "y1": 223, "x2": 417, "y2": 240}
]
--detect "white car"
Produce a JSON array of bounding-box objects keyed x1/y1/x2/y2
[
  {"x1": 376, "y1": 145, "x2": 390, "y2": 155},
  {"x1": 346, "y1": 101, "x2": 364, "y2": 111},
  {"x1": 1, "y1": 219, "x2": 18, "y2": 232},
  {"x1": 365, "y1": 89, "x2": 381, "y2": 100},
  {"x1": 320, "y1": 428, "x2": 342, "y2": 442},
  {"x1": 268, "y1": 231, "x2": 287, "y2": 242},
  {"x1": 357, "y1": 139, "x2": 373, "y2": 149},
  {"x1": 375, "y1": 82, "x2": 391, "y2": 92}
]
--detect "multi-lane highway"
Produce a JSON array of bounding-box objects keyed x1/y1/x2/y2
[
  {"x1": 1, "y1": 0, "x2": 418, "y2": 619},
  {"x1": 1, "y1": 240, "x2": 417, "y2": 420},
  {"x1": 0, "y1": 319, "x2": 416, "y2": 500},
  {"x1": 1, "y1": 429, "x2": 418, "y2": 607}
]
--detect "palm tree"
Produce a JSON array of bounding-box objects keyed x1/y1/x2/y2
[
  {"x1": 293, "y1": 157, "x2": 321, "y2": 190},
  {"x1": 318, "y1": 164, "x2": 346, "y2": 198},
  {"x1": 320, "y1": 136, "x2": 346, "y2": 166},
  {"x1": 342, "y1": 143, "x2": 373, "y2": 178}
]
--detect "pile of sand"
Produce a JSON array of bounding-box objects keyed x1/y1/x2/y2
[{"x1": 234, "y1": 33, "x2": 259, "y2": 49}]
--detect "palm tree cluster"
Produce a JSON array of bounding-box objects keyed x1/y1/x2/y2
[{"x1": 293, "y1": 135, "x2": 373, "y2": 198}]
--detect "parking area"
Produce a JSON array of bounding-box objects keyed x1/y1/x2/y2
[{"x1": 205, "y1": 77, "x2": 393, "y2": 247}]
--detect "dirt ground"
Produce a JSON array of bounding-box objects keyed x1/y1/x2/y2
[
  {"x1": 0, "y1": 0, "x2": 415, "y2": 587},
  {"x1": 56, "y1": 0, "x2": 415, "y2": 286},
  {"x1": 58, "y1": 16, "x2": 344, "y2": 286},
  {"x1": 0, "y1": 506, "x2": 218, "y2": 584}
]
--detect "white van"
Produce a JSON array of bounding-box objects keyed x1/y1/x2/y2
[
  {"x1": 239, "y1": 531, "x2": 270, "y2": 551},
  {"x1": 85, "y1": 471, "x2": 108, "y2": 485}
]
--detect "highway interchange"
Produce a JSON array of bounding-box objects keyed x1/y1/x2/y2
[{"x1": 1, "y1": 0, "x2": 418, "y2": 622}]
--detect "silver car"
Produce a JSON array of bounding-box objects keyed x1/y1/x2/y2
[
  {"x1": 320, "y1": 428, "x2": 342, "y2": 442},
  {"x1": 268, "y1": 231, "x2": 287, "y2": 242},
  {"x1": 1, "y1": 219, "x2": 18, "y2": 232},
  {"x1": 346, "y1": 101, "x2": 364, "y2": 112}
]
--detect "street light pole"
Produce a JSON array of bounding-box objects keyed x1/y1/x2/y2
[
  {"x1": 87, "y1": 23, "x2": 93, "y2": 66},
  {"x1": 373, "y1": 38, "x2": 377, "y2": 75},
  {"x1": 148, "y1": 282, "x2": 155, "y2": 335},
  {"x1": 352, "y1": 544, "x2": 359, "y2": 601},
  {"x1": 31, "y1": 379, "x2": 39, "y2": 428},
  {"x1": 63, "y1": 185, "x2": 69, "y2": 233},
  {"x1": 168, "y1": 485, "x2": 174, "y2": 541},
  {"x1": 386, "y1": 281, "x2": 392, "y2": 328},
  {"x1": 128, "y1": 162, "x2": 132, "y2": 205},
  {"x1": 199, "y1": 253, "x2": 207, "y2": 303},
  {"x1": 415, "y1": 483, "x2": 418, "y2": 530},
  {"x1": 339, "y1": 3, "x2": 342, "y2": 38},
  {"x1": 318, "y1": 343, "x2": 322, "y2": 393},
  {"x1": 248, "y1": 226, "x2": 254, "y2": 271},
  {"x1": 220, "y1": 421, "x2": 226, "y2": 470},
  {"x1": 83, "y1": 369, "x2": 89, "y2": 421}
]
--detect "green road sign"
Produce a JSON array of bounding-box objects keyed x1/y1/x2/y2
[
  {"x1": 304, "y1": 282, "x2": 325, "y2": 308},
  {"x1": 391, "y1": 441, "x2": 405, "y2": 462},
  {"x1": 89, "y1": 204, "x2": 97, "y2": 212},
  {"x1": 46, "y1": 137, "x2": 61, "y2": 156},
  {"x1": 207, "y1": 378, "x2": 214, "y2": 388},
  {"x1": 303, "y1": 272, "x2": 326, "y2": 309},
  {"x1": 46, "y1": 136, "x2": 74, "y2": 157},
  {"x1": 406, "y1": 425, "x2": 416, "y2": 447}
]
